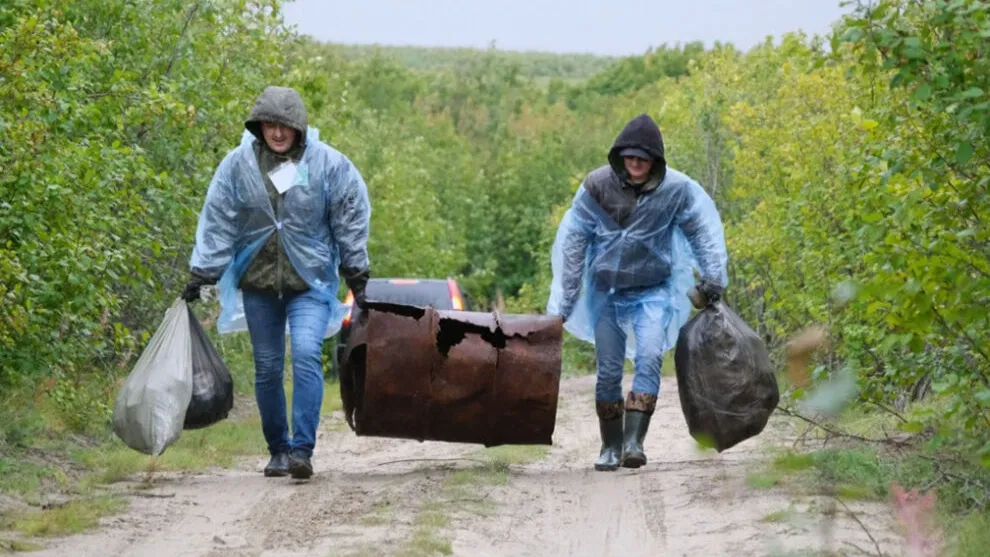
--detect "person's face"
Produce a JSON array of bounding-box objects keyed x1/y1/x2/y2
[
  {"x1": 624, "y1": 156, "x2": 653, "y2": 183},
  {"x1": 261, "y1": 122, "x2": 297, "y2": 153}
]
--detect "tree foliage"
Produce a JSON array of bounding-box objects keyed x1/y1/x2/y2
[
  {"x1": 1, "y1": 0, "x2": 288, "y2": 391},
  {"x1": 328, "y1": 42, "x2": 618, "y2": 81}
]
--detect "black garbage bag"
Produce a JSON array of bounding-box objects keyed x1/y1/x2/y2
[
  {"x1": 183, "y1": 306, "x2": 234, "y2": 430},
  {"x1": 674, "y1": 299, "x2": 779, "y2": 452}
]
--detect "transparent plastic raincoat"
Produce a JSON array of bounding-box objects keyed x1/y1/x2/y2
[
  {"x1": 190, "y1": 128, "x2": 370, "y2": 337},
  {"x1": 547, "y1": 168, "x2": 728, "y2": 360}
]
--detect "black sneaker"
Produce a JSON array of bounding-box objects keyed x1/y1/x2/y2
[
  {"x1": 264, "y1": 453, "x2": 289, "y2": 477},
  {"x1": 288, "y1": 450, "x2": 313, "y2": 480}
]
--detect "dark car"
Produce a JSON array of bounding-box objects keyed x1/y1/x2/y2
[{"x1": 327, "y1": 278, "x2": 473, "y2": 380}]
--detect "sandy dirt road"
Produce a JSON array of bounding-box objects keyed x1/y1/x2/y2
[{"x1": 28, "y1": 375, "x2": 904, "y2": 557}]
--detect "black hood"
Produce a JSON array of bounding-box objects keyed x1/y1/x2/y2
[
  {"x1": 244, "y1": 86, "x2": 309, "y2": 149},
  {"x1": 607, "y1": 113, "x2": 667, "y2": 187}
]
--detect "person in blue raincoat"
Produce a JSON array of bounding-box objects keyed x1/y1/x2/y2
[
  {"x1": 181, "y1": 86, "x2": 371, "y2": 480},
  {"x1": 547, "y1": 113, "x2": 728, "y2": 471}
]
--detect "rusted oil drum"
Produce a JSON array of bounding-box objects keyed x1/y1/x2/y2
[{"x1": 338, "y1": 303, "x2": 563, "y2": 446}]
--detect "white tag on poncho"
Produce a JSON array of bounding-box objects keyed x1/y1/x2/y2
[{"x1": 268, "y1": 162, "x2": 298, "y2": 194}]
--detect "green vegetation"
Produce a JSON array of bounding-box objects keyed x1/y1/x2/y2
[
  {"x1": 2, "y1": 0, "x2": 989, "y2": 552},
  {"x1": 2, "y1": 496, "x2": 127, "y2": 538},
  {"x1": 0, "y1": 373, "x2": 343, "y2": 542},
  {"x1": 327, "y1": 41, "x2": 617, "y2": 81},
  {"x1": 0, "y1": 538, "x2": 44, "y2": 552},
  {"x1": 751, "y1": 397, "x2": 990, "y2": 552}
]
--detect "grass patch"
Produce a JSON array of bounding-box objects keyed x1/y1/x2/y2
[
  {"x1": 1, "y1": 496, "x2": 128, "y2": 538},
  {"x1": 71, "y1": 375, "x2": 343, "y2": 486},
  {"x1": 0, "y1": 355, "x2": 307, "y2": 541},
  {"x1": 772, "y1": 452, "x2": 815, "y2": 473},
  {"x1": 759, "y1": 448, "x2": 894, "y2": 500},
  {"x1": 761, "y1": 509, "x2": 795, "y2": 523},
  {"x1": 203, "y1": 327, "x2": 255, "y2": 396},
  {"x1": 949, "y1": 509, "x2": 990, "y2": 557},
  {"x1": 70, "y1": 411, "x2": 266, "y2": 486},
  {"x1": 400, "y1": 527, "x2": 453, "y2": 557},
  {"x1": 756, "y1": 440, "x2": 990, "y2": 556},
  {"x1": 0, "y1": 333, "x2": 359, "y2": 544},
  {"x1": 0, "y1": 458, "x2": 63, "y2": 504},
  {"x1": 358, "y1": 501, "x2": 393, "y2": 527},
  {"x1": 479, "y1": 444, "x2": 550, "y2": 466},
  {"x1": 414, "y1": 503, "x2": 451, "y2": 529},
  {"x1": 561, "y1": 336, "x2": 596, "y2": 377},
  {"x1": 447, "y1": 466, "x2": 504, "y2": 488},
  {"x1": 441, "y1": 444, "x2": 552, "y2": 491},
  {"x1": 398, "y1": 504, "x2": 454, "y2": 557},
  {"x1": 746, "y1": 472, "x2": 782, "y2": 489},
  {"x1": 807, "y1": 449, "x2": 889, "y2": 495},
  {"x1": 0, "y1": 538, "x2": 44, "y2": 552}
]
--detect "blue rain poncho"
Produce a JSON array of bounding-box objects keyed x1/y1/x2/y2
[
  {"x1": 190, "y1": 128, "x2": 370, "y2": 337},
  {"x1": 547, "y1": 168, "x2": 728, "y2": 360}
]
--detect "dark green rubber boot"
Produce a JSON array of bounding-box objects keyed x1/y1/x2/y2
[
  {"x1": 620, "y1": 410, "x2": 652, "y2": 468},
  {"x1": 594, "y1": 401, "x2": 624, "y2": 471},
  {"x1": 621, "y1": 392, "x2": 657, "y2": 469}
]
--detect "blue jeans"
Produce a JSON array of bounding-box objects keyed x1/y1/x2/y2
[
  {"x1": 593, "y1": 301, "x2": 664, "y2": 402},
  {"x1": 243, "y1": 289, "x2": 331, "y2": 459}
]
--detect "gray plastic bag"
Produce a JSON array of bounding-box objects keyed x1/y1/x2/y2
[{"x1": 113, "y1": 299, "x2": 194, "y2": 456}]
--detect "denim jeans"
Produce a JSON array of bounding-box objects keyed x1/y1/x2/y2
[
  {"x1": 243, "y1": 289, "x2": 331, "y2": 459},
  {"x1": 593, "y1": 300, "x2": 665, "y2": 402}
]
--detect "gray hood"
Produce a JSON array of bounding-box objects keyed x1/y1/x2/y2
[{"x1": 244, "y1": 86, "x2": 309, "y2": 147}]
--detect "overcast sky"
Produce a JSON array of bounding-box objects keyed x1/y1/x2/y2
[{"x1": 282, "y1": 0, "x2": 852, "y2": 56}]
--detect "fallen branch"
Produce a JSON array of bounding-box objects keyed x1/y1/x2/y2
[
  {"x1": 793, "y1": 422, "x2": 816, "y2": 449},
  {"x1": 921, "y1": 470, "x2": 948, "y2": 493},
  {"x1": 862, "y1": 397, "x2": 908, "y2": 424},
  {"x1": 778, "y1": 406, "x2": 914, "y2": 446},
  {"x1": 919, "y1": 456, "x2": 989, "y2": 510},
  {"x1": 843, "y1": 541, "x2": 876, "y2": 556},
  {"x1": 127, "y1": 492, "x2": 177, "y2": 499},
  {"x1": 834, "y1": 496, "x2": 884, "y2": 557}
]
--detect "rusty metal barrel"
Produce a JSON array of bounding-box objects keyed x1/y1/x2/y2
[{"x1": 338, "y1": 303, "x2": 563, "y2": 446}]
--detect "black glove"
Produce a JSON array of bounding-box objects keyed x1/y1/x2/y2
[
  {"x1": 181, "y1": 273, "x2": 216, "y2": 303},
  {"x1": 342, "y1": 266, "x2": 370, "y2": 309},
  {"x1": 353, "y1": 286, "x2": 368, "y2": 310},
  {"x1": 698, "y1": 279, "x2": 724, "y2": 305}
]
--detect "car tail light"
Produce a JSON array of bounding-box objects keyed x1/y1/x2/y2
[
  {"x1": 447, "y1": 279, "x2": 464, "y2": 311},
  {"x1": 342, "y1": 290, "x2": 354, "y2": 325}
]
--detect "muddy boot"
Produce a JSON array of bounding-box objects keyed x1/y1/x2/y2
[
  {"x1": 264, "y1": 452, "x2": 289, "y2": 477},
  {"x1": 621, "y1": 392, "x2": 657, "y2": 469},
  {"x1": 594, "y1": 401, "x2": 624, "y2": 471},
  {"x1": 288, "y1": 449, "x2": 313, "y2": 480}
]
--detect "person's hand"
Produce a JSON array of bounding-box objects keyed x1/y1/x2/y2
[
  {"x1": 554, "y1": 301, "x2": 574, "y2": 322},
  {"x1": 341, "y1": 266, "x2": 370, "y2": 310},
  {"x1": 353, "y1": 288, "x2": 368, "y2": 310},
  {"x1": 181, "y1": 275, "x2": 207, "y2": 302},
  {"x1": 181, "y1": 273, "x2": 217, "y2": 303},
  {"x1": 698, "y1": 279, "x2": 724, "y2": 305}
]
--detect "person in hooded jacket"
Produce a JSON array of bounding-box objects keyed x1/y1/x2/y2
[
  {"x1": 181, "y1": 86, "x2": 371, "y2": 480},
  {"x1": 547, "y1": 113, "x2": 728, "y2": 471}
]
